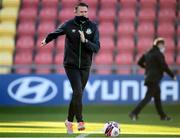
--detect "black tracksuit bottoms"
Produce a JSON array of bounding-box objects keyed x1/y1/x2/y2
[
  {"x1": 65, "y1": 67, "x2": 90, "y2": 122},
  {"x1": 132, "y1": 83, "x2": 166, "y2": 118}
]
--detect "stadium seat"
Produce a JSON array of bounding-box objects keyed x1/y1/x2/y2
[
  {"x1": 118, "y1": 8, "x2": 136, "y2": 23},
  {"x1": 54, "y1": 53, "x2": 65, "y2": 74},
  {"x1": 87, "y1": 8, "x2": 97, "y2": 21},
  {"x1": 164, "y1": 52, "x2": 175, "y2": 65},
  {"x1": 56, "y1": 36, "x2": 65, "y2": 52},
  {"x1": 99, "y1": 22, "x2": 115, "y2": 37},
  {"x1": 41, "y1": 0, "x2": 59, "y2": 8},
  {"x1": 137, "y1": 22, "x2": 155, "y2": 37},
  {"x1": 2, "y1": 0, "x2": 20, "y2": 7},
  {"x1": 61, "y1": 0, "x2": 79, "y2": 8},
  {"x1": 99, "y1": 9, "x2": 116, "y2": 22},
  {"x1": 138, "y1": 9, "x2": 156, "y2": 22},
  {"x1": 81, "y1": 0, "x2": 98, "y2": 8},
  {"x1": 158, "y1": 9, "x2": 176, "y2": 23},
  {"x1": 159, "y1": 0, "x2": 176, "y2": 9},
  {"x1": 17, "y1": 21, "x2": 36, "y2": 37},
  {"x1": 14, "y1": 52, "x2": 33, "y2": 74},
  {"x1": 120, "y1": 0, "x2": 137, "y2": 9},
  {"x1": 100, "y1": 0, "x2": 117, "y2": 9},
  {"x1": 137, "y1": 37, "x2": 153, "y2": 54},
  {"x1": 117, "y1": 22, "x2": 135, "y2": 38},
  {"x1": 0, "y1": 7, "x2": 19, "y2": 23},
  {"x1": 139, "y1": 0, "x2": 157, "y2": 9},
  {"x1": 34, "y1": 52, "x2": 53, "y2": 74},
  {"x1": 19, "y1": 7, "x2": 38, "y2": 22},
  {"x1": 115, "y1": 53, "x2": 133, "y2": 74},
  {"x1": 117, "y1": 37, "x2": 134, "y2": 53},
  {"x1": 0, "y1": 52, "x2": 13, "y2": 74},
  {"x1": 0, "y1": 22, "x2": 16, "y2": 37},
  {"x1": 100, "y1": 37, "x2": 115, "y2": 53},
  {"x1": 94, "y1": 53, "x2": 113, "y2": 74},
  {"x1": 157, "y1": 23, "x2": 175, "y2": 38},
  {"x1": 37, "y1": 21, "x2": 56, "y2": 38},
  {"x1": 16, "y1": 36, "x2": 34, "y2": 52},
  {"x1": 0, "y1": 37, "x2": 15, "y2": 53},
  {"x1": 39, "y1": 8, "x2": 57, "y2": 21},
  {"x1": 22, "y1": 0, "x2": 39, "y2": 8},
  {"x1": 58, "y1": 8, "x2": 74, "y2": 22},
  {"x1": 176, "y1": 55, "x2": 180, "y2": 65}
]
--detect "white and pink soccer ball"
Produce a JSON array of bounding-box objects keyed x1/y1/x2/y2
[{"x1": 103, "y1": 121, "x2": 120, "y2": 137}]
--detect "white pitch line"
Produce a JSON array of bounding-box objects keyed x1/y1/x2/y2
[{"x1": 75, "y1": 129, "x2": 103, "y2": 138}]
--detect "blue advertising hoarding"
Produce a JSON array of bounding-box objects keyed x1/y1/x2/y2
[{"x1": 0, "y1": 74, "x2": 179, "y2": 106}]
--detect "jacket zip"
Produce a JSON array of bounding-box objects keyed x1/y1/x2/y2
[{"x1": 79, "y1": 25, "x2": 82, "y2": 68}]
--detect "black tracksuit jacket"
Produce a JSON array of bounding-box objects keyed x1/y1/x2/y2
[
  {"x1": 138, "y1": 46, "x2": 175, "y2": 85},
  {"x1": 45, "y1": 17, "x2": 100, "y2": 69}
]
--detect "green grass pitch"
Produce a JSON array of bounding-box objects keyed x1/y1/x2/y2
[{"x1": 0, "y1": 104, "x2": 180, "y2": 137}]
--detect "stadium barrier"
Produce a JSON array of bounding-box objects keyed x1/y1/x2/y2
[{"x1": 0, "y1": 74, "x2": 179, "y2": 106}]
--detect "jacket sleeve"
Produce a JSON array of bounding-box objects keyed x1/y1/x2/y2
[
  {"x1": 84, "y1": 25, "x2": 100, "y2": 53},
  {"x1": 45, "y1": 22, "x2": 67, "y2": 44},
  {"x1": 158, "y1": 54, "x2": 175, "y2": 78},
  {"x1": 138, "y1": 54, "x2": 146, "y2": 68}
]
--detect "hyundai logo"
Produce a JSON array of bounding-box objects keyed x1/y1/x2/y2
[{"x1": 8, "y1": 77, "x2": 58, "y2": 104}]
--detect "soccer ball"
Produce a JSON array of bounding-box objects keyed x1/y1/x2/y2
[{"x1": 103, "y1": 121, "x2": 120, "y2": 137}]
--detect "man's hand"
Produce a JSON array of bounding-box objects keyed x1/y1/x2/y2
[
  {"x1": 78, "y1": 30, "x2": 85, "y2": 43},
  {"x1": 41, "y1": 39, "x2": 47, "y2": 46}
]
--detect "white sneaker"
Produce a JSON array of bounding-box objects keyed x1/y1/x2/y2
[{"x1": 65, "y1": 120, "x2": 73, "y2": 134}]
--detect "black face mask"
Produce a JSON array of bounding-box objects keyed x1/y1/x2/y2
[{"x1": 75, "y1": 16, "x2": 88, "y2": 24}]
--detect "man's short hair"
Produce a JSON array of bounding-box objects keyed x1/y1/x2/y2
[{"x1": 75, "y1": 2, "x2": 89, "y2": 10}]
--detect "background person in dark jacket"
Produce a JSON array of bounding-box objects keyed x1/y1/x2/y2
[
  {"x1": 129, "y1": 37, "x2": 176, "y2": 121},
  {"x1": 41, "y1": 2, "x2": 100, "y2": 134}
]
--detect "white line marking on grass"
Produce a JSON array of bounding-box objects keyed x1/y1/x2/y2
[{"x1": 75, "y1": 129, "x2": 102, "y2": 138}]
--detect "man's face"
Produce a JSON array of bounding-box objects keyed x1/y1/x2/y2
[
  {"x1": 158, "y1": 42, "x2": 166, "y2": 53},
  {"x1": 75, "y1": 6, "x2": 88, "y2": 18}
]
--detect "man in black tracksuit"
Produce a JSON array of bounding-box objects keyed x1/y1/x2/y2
[
  {"x1": 41, "y1": 2, "x2": 100, "y2": 133},
  {"x1": 129, "y1": 37, "x2": 176, "y2": 121}
]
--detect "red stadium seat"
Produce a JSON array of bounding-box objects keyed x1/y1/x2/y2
[
  {"x1": 41, "y1": 0, "x2": 59, "y2": 8},
  {"x1": 58, "y1": 8, "x2": 74, "y2": 22},
  {"x1": 16, "y1": 36, "x2": 34, "y2": 52},
  {"x1": 34, "y1": 52, "x2": 53, "y2": 74},
  {"x1": 14, "y1": 52, "x2": 33, "y2": 74},
  {"x1": 22, "y1": 0, "x2": 39, "y2": 8},
  {"x1": 137, "y1": 22, "x2": 155, "y2": 37},
  {"x1": 178, "y1": 26, "x2": 180, "y2": 38},
  {"x1": 54, "y1": 53, "x2": 65, "y2": 74},
  {"x1": 157, "y1": 23, "x2": 175, "y2": 38},
  {"x1": 137, "y1": 37, "x2": 153, "y2": 54},
  {"x1": 115, "y1": 53, "x2": 133, "y2": 74},
  {"x1": 138, "y1": 9, "x2": 156, "y2": 22},
  {"x1": 39, "y1": 8, "x2": 57, "y2": 21},
  {"x1": 94, "y1": 53, "x2": 113, "y2": 74},
  {"x1": 117, "y1": 22, "x2": 135, "y2": 37},
  {"x1": 163, "y1": 37, "x2": 175, "y2": 52},
  {"x1": 176, "y1": 55, "x2": 180, "y2": 65},
  {"x1": 139, "y1": 0, "x2": 157, "y2": 9},
  {"x1": 99, "y1": 9, "x2": 116, "y2": 22},
  {"x1": 159, "y1": 0, "x2": 176, "y2": 9},
  {"x1": 56, "y1": 36, "x2": 65, "y2": 52},
  {"x1": 100, "y1": 0, "x2": 117, "y2": 9},
  {"x1": 100, "y1": 37, "x2": 115, "y2": 52},
  {"x1": 99, "y1": 22, "x2": 115, "y2": 37},
  {"x1": 37, "y1": 21, "x2": 56, "y2": 38},
  {"x1": 120, "y1": 0, "x2": 137, "y2": 9},
  {"x1": 87, "y1": 8, "x2": 97, "y2": 20},
  {"x1": 158, "y1": 9, "x2": 176, "y2": 22},
  {"x1": 117, "y1": 37, "x2": 134, "y2": 53},
  {"x1": 81, "y1": 0, "x2": 98, "y2": 8},
  {"x1": 61, "y1": 0, "x2": 79, "y2": 8},
  {"x1": 19, "y1": 7, "x2": 37, "y2": 22},
  {"x1": 17, "y1": 21, "x2": 36, "y2": 37},
  {"x1": 164, "y1": 52, "x2": 175, "y2": 65},
  {"x1": 118, "y1": 8, "x2": 136, "y2": 22}
]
